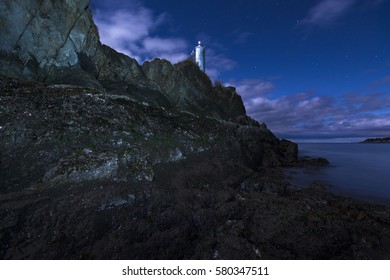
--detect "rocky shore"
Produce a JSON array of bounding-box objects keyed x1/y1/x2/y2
[
  {"x1": 1, "y1": 76, "x2": 390, "y2": 260},
  {"x1": 1, "y1": 0, "x2": 390, "y2": 260}
]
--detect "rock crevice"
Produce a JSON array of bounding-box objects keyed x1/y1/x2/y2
[{"x1": 12, "y1": 1, "x2": 42, "y2": 52}]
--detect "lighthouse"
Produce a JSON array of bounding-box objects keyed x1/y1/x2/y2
[{"x1": 194, "y1": 41, "x2": 205, "y2": 72}]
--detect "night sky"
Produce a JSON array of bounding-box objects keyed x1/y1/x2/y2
[{"x1": 91, "y1": 0, "x2": 390, "y2": 142}]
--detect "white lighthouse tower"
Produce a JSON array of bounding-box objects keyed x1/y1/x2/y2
[{"x1": 194, "y1": 41, "x2": 205, "y2": 72}]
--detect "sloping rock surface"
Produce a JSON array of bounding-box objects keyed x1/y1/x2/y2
[
  {"x1": 1, "y1": 77, "x2": 390, "y2": 260},
  {"x1": 0, "y1": 76, "x2": 296, "y2": 194}
]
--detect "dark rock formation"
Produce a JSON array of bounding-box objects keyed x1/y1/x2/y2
[
  {"x1": 143, "y1": 59, "x2": 246, "y2": 121},
  {"x1": 1, "y1": 0, "x2": 389, "y2": 260},
  {"x1": 2, "y1": 74, "x2": 390, "y2": 261},
  {"x1": 0, "y1": 0, "x2": 148, "y2": 88},
  {"x1": 0, "y1": 0, "x2": 246, "y2": 121},
  {"x1": 361, "y1": 137, "x2": 390, "y2": 143},
  {"x1": 0, "y1": 76, "x2": 298, "y2": 259},
  {"x1": 0, "y1": 76, "x2": 295, "y2": 193},
  {"x1": 288, "y1": 156, "x2": 330, "y2": 167}
]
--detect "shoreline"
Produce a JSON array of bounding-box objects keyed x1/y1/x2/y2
[
  {"x1": 289, "y1": 143, "x2": 390, "y2": 207},
  {"x1": 284, "y1": 163, "x2": 390, "y2": 208},
  {"x1": 1, "y1": 77, "x2": 390, "y2": 260},
  {"x1": 1, "y1": 163, "x2": 390, "y2": 259}
]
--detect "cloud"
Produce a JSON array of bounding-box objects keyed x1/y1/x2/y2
[
  {"x1": 92, "y1": 1, "x2": 236, "y2": 78},
  {"x1": 227, "y1": 79, "x2": 274, "y2": 98},
  {"x1": 93, "y1": 5, "x2": 188, "y2": 63},
  {"x1": 343, "y1": 92, "x2": 390, "y2": 111},
  {"x1": 375, "y1": 75, "x2": 390, "y2": 84},
  {"x1": 232, "y1": 77, "x2": 390, "y2": 139},
  {"x1": 368, "y1": 75, "x2": 390, "y2": 91},
  {"x1": 231, "y1": 29, "x2": 252, "y2": 44},
  {"x1": 299, "y1": 0, "x2": 356, "y2": 27},
  {"x1": 203, "y1": 48, "x2": 237, "y2": 81},
  {"x1": 141, "y1": 37, "x2": 189, "y2": 62}
]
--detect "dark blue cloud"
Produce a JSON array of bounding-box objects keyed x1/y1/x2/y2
[
  {"x1": 299, "y1": 0, "x2": 356, "y2": 27},
  {"x1": 238, "y1": 79, "x2": 390, "y2": 139}
]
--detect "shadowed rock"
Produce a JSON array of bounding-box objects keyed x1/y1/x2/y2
[{"x1": 1, "y1": 1, "x2": 389, "y2": 261}]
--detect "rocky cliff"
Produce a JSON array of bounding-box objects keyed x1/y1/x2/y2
[
  {"x1": 0, "y1": 0, "x2": 297, "y2": 171},
  {"x1": 0, "y1": 0, "x2": 148, "y2": 87},
  {"x1": 0, "y1": 0, "x2": 247, "y2": 121},
  {"x1": 1, "y1": 1, "x2": 389, "y2": 260},
  {"x1": 2, "y1": 77, "x2": 390, "y2": 261},
  {"x1": 0, "y1": 76, "x2": 296, "y2": 194}
]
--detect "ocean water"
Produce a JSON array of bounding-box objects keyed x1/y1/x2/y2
[{"x1": 285, "y1": 143, "x2": 390, "y2": 206}]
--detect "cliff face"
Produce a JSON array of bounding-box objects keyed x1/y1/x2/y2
[
  {"x1": 143, "y1": 59, "x2": 246, "y2": 120},
  {"x1": 0, "y1": 0, "x2": 246, "y2": 121},
  {"x1": 1, "y1": 1, "x2": 389, "y2": 261},
  {"x1": 0, "y1": 76, "x2": 301, "y2": 259},
  {"x1": 0, "y1": 0, "x2": 300, "y2": 182},
  {"x1": 0, "y1": 0, "x2": 149, "y2": 88},
  {"x1": 0, "y1": 1, "x2": 328, "y2": 260},
  {"x1": 0, "y1": 76, "x2": 296, "y2": 193},
  {"x1": 4, "y1": 77, "x2": 390, "y2": 261}
]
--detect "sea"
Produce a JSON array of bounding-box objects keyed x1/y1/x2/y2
[{"x1": 285, "y1": 143, "x2": 390, "y2": 207}]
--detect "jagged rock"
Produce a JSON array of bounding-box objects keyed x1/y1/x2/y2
[
  {"x1": 297, "y1": 156, "x2": 330, "y2": 167},
  {"x1": 142, "y1": 58, "x2": 247, "y2": 120},
  {"x1": 0, "y1": 76, "x2": 296, "y2": 193},
  {"x1": 212, "y1": 84, "x2": 246, "y2": 121},
  {"x1": 142, "y1": 59, "x2": 202, "y2": 109},
  {"x1": 0, "y1": 1, "x2": 247, "y2": 122},
  {"x1": 1, "y1": 37, "x2": 390, "y2": 263},
  {"x1": 4, "y1": 0, "x2": 388, "y2": 261},
  {"x1": 92, "y1": 45, "x2": 151, "y2": 89},
  {"x1": 361, "y1": 137, "x2": 390, "y2": 143},
  {"x1": 1, "y1": 0, "x2": 93, "y2": 80},
  {"x1": 0, "y1": 0, "x2": 150, "y2": 90}
]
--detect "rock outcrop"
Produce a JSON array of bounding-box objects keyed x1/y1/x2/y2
[
  {"x1": 143, "y1": 59, "x2": 246, "y2": 120},
  {"x1": 0, "y1": 0, "x2": 299, "y2": 200},
  {"x1": 361, "y1": 137, "x2": 390, "y2": 143},
  {"x1": 0, "y1": 76, "x2": 296, "y2": 193},
  {"x1": 3, "y1": 0, "x2": 388, "y2": 261},
  {"x1": 0, "y1": 0, "x2": 246, "y2": 121},
  {"x1": 0, "y1": 0, "x2": 148, "y2": 88},
  {"x1": 2, "y1": 76, "x2": 390, "y2": 260}
]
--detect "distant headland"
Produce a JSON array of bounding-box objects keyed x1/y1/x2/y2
[{"x1": 361, "y1": 137, "x2": 390, "y2": 143}]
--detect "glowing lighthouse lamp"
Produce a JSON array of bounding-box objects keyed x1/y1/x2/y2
[{"x1": 193, "y1": 41, "x2": 205, "y2": 72}]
